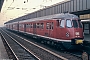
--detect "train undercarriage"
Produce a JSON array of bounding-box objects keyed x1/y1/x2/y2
[{"x1": 7, "y1": 28, "x2": 83, "y2": 50}]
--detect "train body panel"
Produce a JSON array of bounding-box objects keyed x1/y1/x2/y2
[{"x1": 12, "y1": 23, "x2": 18, "y2": 31}]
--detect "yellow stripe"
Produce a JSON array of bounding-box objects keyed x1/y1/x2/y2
[{"x1": 76, "y1": 40, "x2": 83, "y2": 44}]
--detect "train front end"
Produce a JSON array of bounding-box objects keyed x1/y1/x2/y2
[
  {"x1": 70, "y1": 19, "x2": 84, "y2": 45},
  {"x1": 62, "y1": 19, "x2": 84, "y2": 50}
]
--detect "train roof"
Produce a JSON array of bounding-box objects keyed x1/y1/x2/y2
[{"x1": 5, "y1": 13, "x2": 79, "y2": 24}]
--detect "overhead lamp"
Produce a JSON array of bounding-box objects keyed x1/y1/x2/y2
[
  {"x1": 24, "y1": 0, "x2": 28, "y2": 3},
  {"x1": 16, "y1": 8, "x2": 20, "y2": 9}
]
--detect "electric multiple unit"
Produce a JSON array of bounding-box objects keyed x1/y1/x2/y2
[{"x1": 5, "y1": 13, "x2": 84, "y2": 49}]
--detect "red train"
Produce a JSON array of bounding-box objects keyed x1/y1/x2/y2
[{"x1": 5, "y1": 13, "x2": 84, "y2": 49}]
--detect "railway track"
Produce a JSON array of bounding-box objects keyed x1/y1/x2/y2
[
  {"x1": 0, "y1": 28, "x2": 83, "y2": 60},
  {"x1": 0, "y1": 29, "x2": 40, "y2": 60},
  {"x1": 8, "y1": 29, "x2": 83, "y2": 59}
]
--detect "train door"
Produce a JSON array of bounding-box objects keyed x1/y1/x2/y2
[
  {"x1": 33, "y1": 23, "x2": 37, "y2": 34},
  {"x1": 24, "y1": 24, "x2": 26, "y2": 32},
  {"x1": 46, "y1": 22, "x2": 54, "y2": 37},
  {"x1": 60, "y1": 19, "x2": 72, "y2": 39},
  {"x1": 60, "y1": 20, "x2": 65, "y2": 39},
  {"x1": 46, "y1": 22, "x2": 51, "y2": 37},
  {"x1": 49, "y1": 22, "x2": 54, "y2": 37}
]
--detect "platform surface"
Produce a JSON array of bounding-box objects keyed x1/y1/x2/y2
[{"x1": 0, "y1": 36, "x2": 9, "y2": 59}]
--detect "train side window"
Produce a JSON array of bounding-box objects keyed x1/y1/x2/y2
[
  {"x1": 41, "y1": 23, "x2": 44, "y2": 29},
  {"x1": 46, "y1": 23, "x2": 50, "y2": 29},
  {"x1": 30, "y1": 24, "x2": 32, "y2": 28},
  {"x1": 51, "y1": 22, "x2": 53, "y2": 29},
  {"x1": 37, "y1": 23, "x2": 39, "y2": 28},
  {"x1": 50, "y1": 23, "x2": 52, "y2": 29},
  {"x1": 60, "y1": 20, "x2": 65, "y2": 28},
  {"x1": 66, "y1": 19, "x2": 72, "y2": 28},
  {"x1": 19, "y1": 24, "x2": 22, "y2": 28},
  {"x1": 13, "y1": 24, "x2": 15, "y2": 28},
  {"x1": 23, "y1": 24, "x2": 24, "y2": 28},
  {"x1": 29, "y1": 24, "x2": 31, "y2": 28},
  {"x1": 26, "y1": 24, "x2": 29, "y2": 28},
  {"x1": 31, "y1": 24, "x2": 32, "y2": 28}
]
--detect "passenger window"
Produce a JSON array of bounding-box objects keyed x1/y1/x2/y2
[
  {"x1": 41, "y1": 23, "x2": 44, "y2": 29},
  {"x1": 66, "y1": 19, "x2": 72, "y2": 28},
  {"x1": 46, "y1": 22, "x2": 53, "y2": 29},
  {"x1": 37, "y1": 23, "x2": 39, "y2": 28},
  {"x1": 31, "y1": 24, "x2": 32, "y2": 28},
  {"x1": 51, "y1": 22, "x2": 53, "y2": 29},
  {"x1": 60, "y1": 20, "x2": 65, "y2": 28},
  {"x1": 46, "y1": 23, "x2": 50, "y2": 29}
]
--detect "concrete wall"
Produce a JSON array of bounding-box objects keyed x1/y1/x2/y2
[{"x1": 0, "y1": 0, "x2": 4, "y2": 12}]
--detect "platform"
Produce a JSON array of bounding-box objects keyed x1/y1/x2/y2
[{"x1": 0, "y1": 36, "x2": 9, "y2": 59}]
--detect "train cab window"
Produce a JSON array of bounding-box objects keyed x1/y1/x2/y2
[
  {"x1": 72, "y1": 20, "x2": 78, "y2": 28},
  {"x1": 66, "y1": 19, "x2": 72, "y2": 28},
  {"x1": 78, "y1": 20, "x2": 82, "y2": 28},
  {"x1": 60, "y1": 20, "x2": 65, "y2": 28}
]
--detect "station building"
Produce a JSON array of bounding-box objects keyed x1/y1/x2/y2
[
  {"x1": 4, "y1": 0, "x2": 90, "y2": 34},
  {"x1": 80, "y1": 14, "x2": 90, "y2": 34}
]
